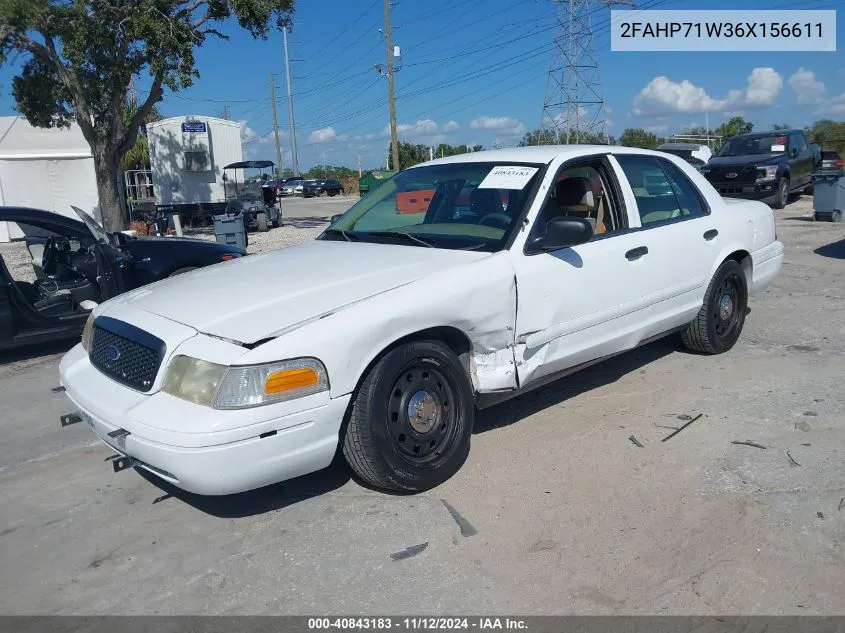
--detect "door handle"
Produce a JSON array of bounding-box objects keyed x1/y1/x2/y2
[
  {"x1": 625, "y1": 246, "x2": 648, "y2": 261},
  {"x1": 703, "y1": 229, "x2": 718, "y2": 241}
]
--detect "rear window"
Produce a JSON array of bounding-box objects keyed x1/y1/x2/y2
[{"x1": 822, "y1": 151, "x2": 841, "y2": 159}]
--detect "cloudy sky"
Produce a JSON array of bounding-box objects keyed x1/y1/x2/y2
[{"x1": 1, "y1": 0, "x2": 842, "y2": 171}]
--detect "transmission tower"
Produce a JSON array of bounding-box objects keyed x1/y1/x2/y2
[{"x1": 540, "y1": 0, "x2": 634, "y2": 144}]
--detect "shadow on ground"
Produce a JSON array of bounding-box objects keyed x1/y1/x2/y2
[
  {"x1": 142, "y1": 338, "x2": 681, "y2": 516},
  {"x1": 0, "y1": 338, "x2": 77, "y2": 368},
  {"x1": 814, "y1": 238, "x2": 845, "y2": 260},
  {"x1": 474, "y1": 338, "x2": 679, "y2": 433}
]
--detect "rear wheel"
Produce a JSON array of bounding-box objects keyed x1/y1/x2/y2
[
  {"x1": 256, "y1": 212, "x2": 269, "y2": 232},
  {"x1": 328, "y1": 189, "x2": 337, "y2": 197},
  {"x1": 342, "y1": 340, "x2": 474, "y2": 492},
  {"x1": 681, "y1": 259, "x2": 748, "y2": 355}
]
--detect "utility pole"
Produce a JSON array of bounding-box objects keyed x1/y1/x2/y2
[
  {"x1": 384, "y1": 0, "x2": 400, "y2": 172},
  {"x1": 358, "y1": 154, "x2": 362, "y2": 178},
  {"x1": 283, "y1": 25, "x2": 300, "y2": 176},
  {"x1": 269, "y1": 72, "x2": 284, "y2": 175}
]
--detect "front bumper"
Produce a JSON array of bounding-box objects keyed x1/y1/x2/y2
[
  {"x1": 707, "y1": 180, "x2": 779, "y2": 200},
  {"x1": 59, "y1": 344, "x2": 351, "y2": 496}
]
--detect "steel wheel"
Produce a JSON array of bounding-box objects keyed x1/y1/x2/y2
[
  {"x1": 342, "y1": 339, "x2": 474, "y2": 492},
  {"x1": 712, "y1": 273, "x2": 742, "y2": 340},
  {"x1": 386, "y1": 362, "x2": 458, "y2": 466}
]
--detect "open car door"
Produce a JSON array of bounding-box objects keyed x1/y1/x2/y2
[{"x1": 71, "y1": 206, "x2": 131, "y2": 301}]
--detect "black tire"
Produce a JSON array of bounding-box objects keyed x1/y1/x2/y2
[
  {"x1": 773, "y1": 176, "x2": 789, "y2": 209},
  {"x1": 342, "y1": 340, "x2": 474, "y2": 492},
  {"x1": 327, "y1": 189, "x2": 337, "y2": 197},
  {"x1": 169, "y1": 266, "x2": 198, "y2": 277},
  {"x1": 681, "y1": 259, "x2": 748, "y2": 355},
  {"x1": 256, "y1": 212, "x2": 269, "y2": 232}
]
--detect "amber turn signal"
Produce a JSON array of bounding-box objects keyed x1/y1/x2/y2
[{"x1": 264, "y1": 367, "x2": 320, "y2": 394}]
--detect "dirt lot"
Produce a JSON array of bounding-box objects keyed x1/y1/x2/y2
[{"x1": 0, "y1": 196, "x2": 843, "y2": 615}]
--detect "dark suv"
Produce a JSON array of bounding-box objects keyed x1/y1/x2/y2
[{"x1": 301, "y1": 179, "x2": 344, "y2": 198}]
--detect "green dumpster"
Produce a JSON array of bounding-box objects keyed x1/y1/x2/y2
[{"x1": 359, "y1": 170, "x2": 396, "y2": 198}]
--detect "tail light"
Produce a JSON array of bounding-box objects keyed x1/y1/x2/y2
[{"x1": 220, "y1": 253, "x2": 240, "y2": 261}]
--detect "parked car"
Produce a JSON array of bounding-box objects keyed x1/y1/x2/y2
[
  {"x1": 0, "y1": 206, "x2": 246, "y2": 351},
  {"x1": 268, "y1": 176, "x2": 305, "y2": 198},
  {"x1": 701, "y1": 129, "x2": 822, "y2": 209},
  {"x1": 656, "y1": 143, "x2": 712, "y2": 170},
  {"x1": 300, "y1": 179, "x2": 344, "y2": 198},
  {"x1": 819, "y1": 150, "x2": 844, "y2": 173},
  {"x1": 281, "y1": 180, "x2": 304, "y2": 197},
  {"x1": 58, "y1": 146, "x2": 783, "y2": 496}
]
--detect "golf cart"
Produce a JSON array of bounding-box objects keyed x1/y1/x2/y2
[{"x1": 222, "y1": 160, "x2": 283, "y2": 232}]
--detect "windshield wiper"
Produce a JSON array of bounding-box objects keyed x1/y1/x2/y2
[
  {"x1": 364, "y1": 231, "x2": 437, "y2": 248},
  {"x1": 322, "y1": 228, "x2": 358, "y2": 242}
]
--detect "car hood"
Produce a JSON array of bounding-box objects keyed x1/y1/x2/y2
[
  {"x1": 708, "y1": 154, "x2": 784, "y2": 167},
  {"x1": 103, "y1": 239, "x2": 490, "y2": 344}
]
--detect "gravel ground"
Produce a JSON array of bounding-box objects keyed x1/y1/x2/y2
[{"x1": 2, "y1": 194, "x2": 845, "y2": 615}]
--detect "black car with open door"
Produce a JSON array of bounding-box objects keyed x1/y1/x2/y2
[{"x1": 0, "y1": 205, "x2": 246, "y2": 351}]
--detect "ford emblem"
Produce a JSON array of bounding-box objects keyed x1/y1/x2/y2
[
  {"x1": 105, "y1": 345, "x2": 121, "y2": 362},
  {"x1": 726, "y1": 172, "x2": 738, "y2": 179}
]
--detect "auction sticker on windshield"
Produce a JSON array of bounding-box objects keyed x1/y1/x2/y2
[{"x1": 477, "y1": 166, "x2": 539, "y2": 190}]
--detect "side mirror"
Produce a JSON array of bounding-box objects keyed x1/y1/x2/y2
[
  {"x1": 330, "y1": 214, "x2": 344, "y2": 224},
  {"x1": 526, "y1": 216, "x2": 594, "y2": 253}
]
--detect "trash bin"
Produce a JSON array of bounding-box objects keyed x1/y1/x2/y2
[
  {"x1": 359, "y1": 170, "x2": 396, "y2": 198},
  {"x1": 812, "y1": 172, "x2": 845, "y2": 222},
  {"x1": 213, "y1": 213, "x2": 248, "y2": 250}
]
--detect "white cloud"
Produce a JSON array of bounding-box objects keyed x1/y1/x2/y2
[
  {"x1": 632, "y1": 67, "x2": 783, "y2": 116},
  {"x1": 786, "y1": 67, "x2": 845, "y2": 116},
  {"x1": 308, "y1": 127, "x2": 339, "y2": 144},
  {"x1": 380, "y1": 119, "x2": 458, "y2": 144},
  {"x1": 646, "y1": 124, "x2": 668, "y2": 133},
  {"x1": 443, "y1": 120, "x2": 460, "y2": 133},
  {"x1": 470, "y1": 116, "x2": 527, "y2": 136},
  {"x1": 789, "y1": 68, "x2": 827, "y2": 105}
]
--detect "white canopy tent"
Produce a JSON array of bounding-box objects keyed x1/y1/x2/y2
[{"x1": 0, "y1": 116, "x2": 100, "y2": 242}]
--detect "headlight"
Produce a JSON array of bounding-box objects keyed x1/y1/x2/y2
[
  {"x1": 757, "y1": 166, "x2": 778, "y2": 181},
  {"x1": 81, "y1": 313, "x2": 95, "y2": 351},
  {"x1": 162, "y1": 356, "x2": 228, "y2": 407},
  {"x1": 161, "y1": 356, "x2": 329, "y2": 409}
]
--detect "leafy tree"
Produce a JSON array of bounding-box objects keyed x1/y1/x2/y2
[
  {"x1": 619, "y1": 128, "x2": 662, "y2": 149},
  {"x1": 773, "y1": 123, "x2": 791, "y2": 130},
  {"x1": 121, "y1": 100, "x2": 162, "y2": 171},
  {"x1": 715, "y1": 116, "x2": 754, "y2": 140},
  {"x1": 1, "y1": 0, "x2": 295, "y2": 232},
  {"x1": 304, "y1": 165, "x2": 358, "y2": 180},
  {"x1": 388, "y1": 142, "x2": 484, "y2": 170},
  {"x1": 808, "y1": 119, "x2": 845, "y2": 155}
]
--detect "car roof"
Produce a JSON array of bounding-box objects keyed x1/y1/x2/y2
[
  {"x1": 0, "y1": 206, "x2": 90, "y2": 239},
  {"x1": 658, "y1": 143, "x2": 709, "y2": 150},
  {"x1": 408, "y1": 144, "x2": 694, "y2": 169}
]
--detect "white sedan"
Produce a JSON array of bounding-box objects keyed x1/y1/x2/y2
[{"x1": 59, "y1": 146, "x2": 784, "y2": 495}]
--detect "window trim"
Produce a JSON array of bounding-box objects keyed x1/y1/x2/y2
[
  {"x1": 613, "y1": 154, "x2": 712, "y2": 234},
  {"x1": 521, "y1": 153, "x2": 630, "y2": 256}
]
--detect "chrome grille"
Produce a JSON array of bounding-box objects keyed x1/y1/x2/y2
[{"x1": 89, "y1": 317, "x2": 166, "y2": 392}]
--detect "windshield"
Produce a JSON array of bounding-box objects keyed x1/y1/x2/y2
[
  {"x1": 323, "y1": 161, "x2": 543, "y2": 252},
  {"x1": 661, "y1": 148, "x2": 693, "y2": 160},
  {"x1": 717, "y1": 134, "x2": 788, "y2": 157},
  {"x1": 71, "y1": 205, "x2": 109, "y2": 243}
]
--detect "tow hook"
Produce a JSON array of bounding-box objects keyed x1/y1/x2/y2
[
  {"x1": 60, "y1": 413, "x2": 82, "y2": 427},
  {"x1": 112, "y1": 455, "x2": 136, "y2": 472}
]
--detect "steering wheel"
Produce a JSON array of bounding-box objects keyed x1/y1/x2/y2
[
  {"x1": 478, "y1": 213, "x2": 512, "y2": 230},
  {"x1": 41, "y1": 237, "x2": 59, "y2": 276}
]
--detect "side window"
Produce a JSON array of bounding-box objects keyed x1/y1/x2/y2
[
  {"x1": 655, "y1": 158, "x2": 709, "y2": 219},
  {"x1": 534, "y1": 160, "x2": 625, "y2": 240},
  {"x1": 792, "y1": 133, "x2": 808, "y2": 152},
  {"x1": 616, "y1": 155, "x2": 707, "y2": 226}
]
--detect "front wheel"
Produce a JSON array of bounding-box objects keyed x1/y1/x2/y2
[
  {"x1": 681, "y1": 259, "x2": 748, "y2": 355},
  {"x1": 773, "y1": 177, "x2": 789, "y2": 209},
  {"x1": 256, "y1": 212, "x2": 269, "y2": 232},
  {"x1": 342, "y1": 340, "x2": 474, "y2": 492}
]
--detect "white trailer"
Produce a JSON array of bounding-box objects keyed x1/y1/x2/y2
[{"x1": 145, "y1": 116, "x2": 244, "y2": 222}]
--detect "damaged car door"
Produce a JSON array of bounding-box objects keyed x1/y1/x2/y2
[{"x1": 510, "y1": 154, "x2": 669, "y2": 386}]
